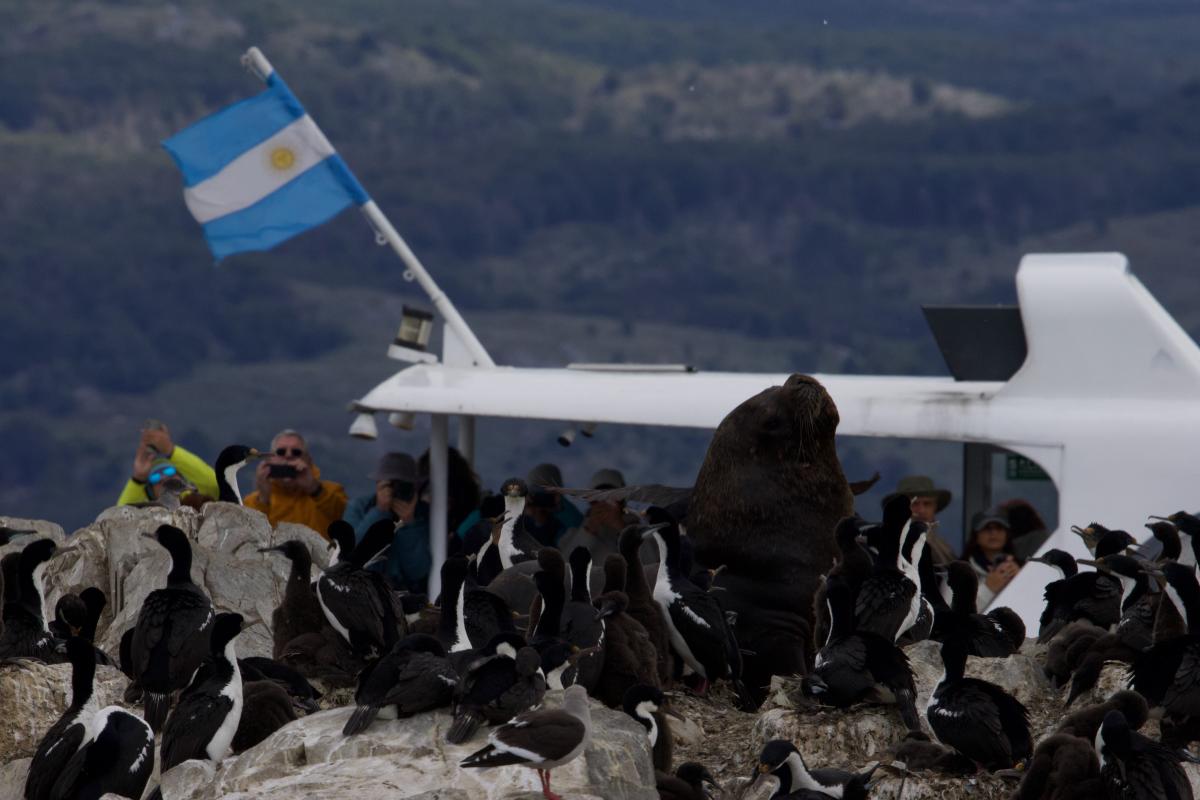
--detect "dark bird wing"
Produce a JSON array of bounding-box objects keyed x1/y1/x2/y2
[
  {"x1": 549, "y1": 484, "x2": 692, "y2": 509},
  {"x1": 160, "y1": 689, "x2": 235, "y2": 771},
  {"x1": 26, "y1": 721, "x2": 85, "y2": 800},
  {"x1": 929, "y1": 681, "x2": 1024, "y2": 770},
  {"x1": 131, "y1": 587, "x2": 214, "y2": 689},
  {"x1": 464, "y1": 588, "x2": 516, "y2": 648},
  {"x1": 854, "y1": 572, "x2": 916, "y2": 641},
  {"x1": 50, "y1": 710, "x2": 154, "y2": 800},
  {"x1": 1163, "y1": 641, "x2": 1200, "y2": 718},
  {"x1": 318, "y1": 569, "x2": 401, "y2": 657},
  {"x1": 666, "y1": 590, "x2": 731, "y2": 680},
  {"x1": 461, "y1": 709, "x2": 586, "y2": 768}
]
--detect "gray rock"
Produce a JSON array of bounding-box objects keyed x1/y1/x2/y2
[
  {"x1": 0, "y1": 759, "x2": 31, "y2": 800},
  {"x1": 0, "y1": 660, "x2": 129, "y2": 763},
  {"x1": 80, "y1": 503, "x2": 326, "y2": 661},
  {"x1": 158, "y1": 693, "x2": 656, "y2": 800}
]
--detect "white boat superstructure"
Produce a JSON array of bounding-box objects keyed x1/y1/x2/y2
[{"x1": 352, "y1": 252, "x2": 1200, "y2": 627}]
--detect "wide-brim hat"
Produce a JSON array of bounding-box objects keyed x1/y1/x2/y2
[
  {"x1": 589, "y1": 468, "x2": 626, "y2": 491},
  {"x1": 881, "y1": 475, "x2": 952, "y2": 512}
]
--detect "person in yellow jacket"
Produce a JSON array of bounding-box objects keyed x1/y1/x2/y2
[
  {"x1": 243, "y1": 429, "x2": 347, "y2": 537},
  {"x1": 116, "y1": 422, "x2": 219, "y2": 505}
]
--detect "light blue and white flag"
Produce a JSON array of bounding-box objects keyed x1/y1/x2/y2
[{"x1": 163, "y1": 73, "x2": 369, "y2": 260}]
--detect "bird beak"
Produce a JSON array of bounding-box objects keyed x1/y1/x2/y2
[
  {"x1": 1147, "y1": 515, "x2": 1171, "y2": 522},
  {"x1": 248, "y1": 448, "x2": 267, "y2": 460},
  {"x1": 1069, "y1": 525, "x2": 1089, "y2": 537},
  {"x1": 593, "y1": 600, "x2": 618, "y2": 621},
  {"x1": 1026, "y1": 556, "x2": 1048, "y2": 565},
  {"x1": 257, "y1": 545, "x2": 283, "y2": 554},
  {"x1": 639, "y1": 522, "x2": 669, "y2": 540},
  {"x1": 140, "y1": 532, "x2": 157, "y2": 541}
]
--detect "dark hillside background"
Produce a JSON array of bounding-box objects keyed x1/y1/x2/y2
[{"x1": 3, "y1": 0, "x2": 1200, "y2": 543}]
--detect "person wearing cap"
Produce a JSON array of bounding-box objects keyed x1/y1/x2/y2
[
  {"x1": 963, "y1": 507, "x2": 1022, "y2": 610},
  {"x1": 116, "y1": 421, "x2": 218, "y2": 506},
  {"x1": 557, "y1": 468, "x2": 638, "y2": 561},
  {"x1": 522, "y1": 462, "x2": 584, "y2": 547},
  {"x1": 342, "y1": 452, "x2": 431, "y2": 593},
  {"x1": 882, "y1": 475, "x2": 957, "y2": 566}
]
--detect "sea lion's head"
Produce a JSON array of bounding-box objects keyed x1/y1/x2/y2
[{"x1": 719, "y1": 374, "x2": 840, "y2": 465}]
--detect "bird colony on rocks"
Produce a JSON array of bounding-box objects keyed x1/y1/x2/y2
[{"x1": 2, "y1": 383, "x2": 1200, "y2": 798}]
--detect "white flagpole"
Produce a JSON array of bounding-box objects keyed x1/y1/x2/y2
[{"x1": 240, "y1": 46, "x2": 495, "y2": 369}]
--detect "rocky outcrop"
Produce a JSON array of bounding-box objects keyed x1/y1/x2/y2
[
  {"x1": 0, "y1": 660, "x2": 129, "y2": 763},
  {"x1": 159, "y1": 694, "x2": 657, "y2": 800},
  {"x1": 39, "y1": 503, "x2": 328, "y2": 661}
]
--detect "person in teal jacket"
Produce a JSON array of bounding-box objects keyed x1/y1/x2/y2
[
  {"x1": 343, "y1": 452, "x2": 430, "y2": 593},
  {"x1": 116, "y1": 422, "x2": 218, "y2": 506}
]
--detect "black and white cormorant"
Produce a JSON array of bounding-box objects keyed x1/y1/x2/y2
[
  {"x1": 622, "y1": 683, "x2": 673, "y2": 773},
  {"x1": 808, "y1": 574, "x2": 921, "y2": 732},
  {"x1": 643, "y1": 510, "x2": 743, "y2": 698},
  {"x1": 316, "y1": 519, "x2": 405, "y2": 659},
  {"x1": 854, "y1": 496, "x2": 919, "y2": 643},
  {"x1": 529, "y1": 568, "x2": 578, "y2": 690},
  {"x1": 259, "y1": 539, "x2": 326, "y2": 659},
  {"x1": 343, "y1": 633, "x2": 457, "y2": 735},
  {"x1": 1029, "y1": 548, "x2": 1121, "y2": 642},
  {"x1": 562, "y1": 546, "x2": 605, "y2": 692},
  {"x1": 461, "y1": 684, "x2": 592, "y2": 800},
  {"x1": 25, "y1": 636, "x2": 154, "y2": 800},
  {"x1": 896, "y1": 520, "x2": 933, "y2": 645},
  {"x1": 436, "y1": 555, "x2": 515, "y2": 661},
  {"x1": 619, "y1": 524, "x2": 672, "y2": 687},
  {"x1": 130, "y1": 524, "x2": 214, "y2": 732},
  {"x1": 1070, "y1": 557, "x2": 1158, "y2": 689},
  {"x1": 753, "y1": 739, "x2": 859, "y2": 799},
  {"x1": 0, "y1": 538, "x2": 67, "y2": 663},
  {"x1": 925, "y1": 632, "x2": 1031, "y2": 771},
  {"x1": 213, "y1": 444, "x2": 266, "y2": 504},
  {"x1": 475, "y1": 478, "x2": 541, "y2": 586},
  {"x1": 1128, "y1": 561, "x2": 1200, "y2": 717},
  {"x1": 160, "y1": 612, "x2": 245, "y2": 771},
  {"x1": 1095, "y1": 709, "x2": 1192, "y2": 800},
  {"x1": 592, "y1": 590, "x2": 660, "y2": 708},
  {"x1": 447, "y1": 632, "x2": 544, "y2": 744},
  {"x1": 1150, "y1": 512, "x2": 1200, "y2": 570},
  {"x1": 941, "y1": 561, "x2": 1024, "y2": 657}
]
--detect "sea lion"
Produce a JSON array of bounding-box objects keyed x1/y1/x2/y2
[{"x1": 687, "y1": 374, "x2": 853, "y2": 707}]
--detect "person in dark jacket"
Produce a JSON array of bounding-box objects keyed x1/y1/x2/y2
[{"x1": 343, "y1": 452, "x2": 430, "y2": 593}]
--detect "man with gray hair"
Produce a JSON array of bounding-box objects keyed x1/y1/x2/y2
[{"x1": 244, "y1": 428, "x2": 348, "y2": 537}]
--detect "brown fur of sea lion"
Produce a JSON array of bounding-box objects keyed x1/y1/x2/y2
[{"x1": 687, "y1": 374, "x2": 853, "y2": 706}]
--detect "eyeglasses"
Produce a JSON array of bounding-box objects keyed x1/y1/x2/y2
[
  {"x1": 148, "y1": 465, "x2": 178, "y2": 485},
  {"x1": 275, "y1": 448, "x2": 304, "y2": 458}
]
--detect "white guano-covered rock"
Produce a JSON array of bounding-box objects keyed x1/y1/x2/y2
[
  {"x1": 0, "y1": 660, "x2": 129, "y2": 763},
  {"x1": 41, "y1": 503, "x2": 329, "y2": 661},
  {"x1": 159, "y1": 695, "x2": 657, "y2": 800}
]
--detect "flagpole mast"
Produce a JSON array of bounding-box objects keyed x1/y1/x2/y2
[{"x1": 240, "y1": 46, "x2": 495, "y2": 369}]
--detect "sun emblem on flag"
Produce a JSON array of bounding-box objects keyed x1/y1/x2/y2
[{"x1": 270, "y1": 147, "x2": 296, "y2": 170}]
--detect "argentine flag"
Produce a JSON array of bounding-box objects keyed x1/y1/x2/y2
[{"x1": 163, "y1": 72, "x2": 369, "y2": 260}]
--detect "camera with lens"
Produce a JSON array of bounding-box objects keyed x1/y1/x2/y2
[{"x1": 389, "y1": 480, "x2": 416, "y2": 503}]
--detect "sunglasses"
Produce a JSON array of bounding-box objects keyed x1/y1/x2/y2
[
  {"x1": 275, "y1": 448, "x2": 304, "y2": 458},
  {"x1": 148, "y1": 465, "x2": 178, "y2": 484}
]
